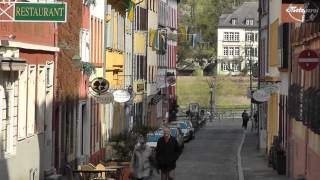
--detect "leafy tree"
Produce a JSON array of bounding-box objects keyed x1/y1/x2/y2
[{"x1": 178, "y1": 0, "x2": 255, "y2": 70}]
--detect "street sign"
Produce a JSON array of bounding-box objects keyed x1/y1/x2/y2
[
  {"x1": 15, "y1": 3, "x2": 67, "y2": 22},
  {"x1": 298, "y1": 49, "x2": 319, "y2": 71},
  {"x1": 167, "y1": 76, "x2": 176, "y2": 86},
  {"x1": 0, "y1": 2, "x2": 67, "y2": 22}
]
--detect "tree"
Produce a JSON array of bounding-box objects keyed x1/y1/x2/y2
[{"x1": 177, "y1": 0, "x2": 236, "y2": 67}]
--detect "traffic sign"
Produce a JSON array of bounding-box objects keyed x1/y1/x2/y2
[{"x1": 298, "y1": 49, "x2": 319, "y2": 71}]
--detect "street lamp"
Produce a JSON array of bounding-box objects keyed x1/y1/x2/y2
[{"x1": 209, "y1": 81, "x2": 215, "y2": 122}]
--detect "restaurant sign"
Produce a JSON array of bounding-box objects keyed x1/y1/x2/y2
[
  {"x1": 0, "y1": 2, "x2": 67, "y2": 22},
  {"x1": 282, "y1": 1, "x2": 320, "y2": 23}
]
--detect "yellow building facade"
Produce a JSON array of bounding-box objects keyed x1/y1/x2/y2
[
  {"x1": 266, "y1": 18, "x2": 280, "y2": 151},
  {"x1": 106, "y1": 1, "x2": 127, "y2": 135}
]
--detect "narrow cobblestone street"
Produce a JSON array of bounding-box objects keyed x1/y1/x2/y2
[{"x1": 154, "y1": 119, "x2": 243, "y2": 180}]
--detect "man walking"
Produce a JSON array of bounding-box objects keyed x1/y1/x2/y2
[
  {"x1": 155, "y1": 126, "x2": 181, "y2": 180},
  {"x1": 242, "y1": 110, "x2": 249, "y2": 130}
]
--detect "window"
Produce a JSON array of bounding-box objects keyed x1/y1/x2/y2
[
  {"x1": 245, "y1": 32, "x2": 254, "y2": 41},
  {"x1": 245, "y1": 18, "x2": 254, "y2": 26},
  {"x1": 245, "y1": 47, "x2": 258, "y2": 57},
  {"x1": 245, "y1": 47, "x2": 251, "y2": 56},
  {"x1": 224, "y1": 32, "x2": 239, "y2": 41},
  {"x1": 46, "y1": 62, "x2": 54, "y2": 88},
  {"x1": 254, "y1": 33, "x2": 258, "y2": 42},
  {"x1": 235, "y1": 32, "x2": 239, "y2": 41},
  {"x1": 223, "y1": 47, "x2": 228, "y2": 56},
  {"x1": 229, "y1": 47, "x2": 234, "y2": 56},
  {"x1": 223, "y1": 32, "x2": 229, "y2": 41},
  {"x1": 221, "y1": 63, "x2": 229, "y2": 71},
  {"x1": 234, "y1": 47, "x2": 240, "y2": 56},
  {"x1": 233, "y1": 63, "x2": 241, "y2": 71},
  {"x1": 230, "y1": 32, "x2": 234, "y2": 41},
  {"x1": 223, "y1": 46, "x2": 240, "y2": 56},
  {"x1": 80, "y1": 29, "x2": 90, "y2": 62},
  {"x1": 231, "y1": 18, "x2": 237, "y2": 25},
  {"x1": 254, "y1": 48, "x2": 258, "y2": 57}
]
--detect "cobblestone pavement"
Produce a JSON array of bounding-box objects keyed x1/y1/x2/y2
[
  {"x1": 153, "y1": 119, "x2": 243, "y2": 180},
  {"x1": 242, "y1": 131, "x2": 289, "y2": 180}
]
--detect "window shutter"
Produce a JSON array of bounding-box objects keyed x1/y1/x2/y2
[
  {"x1": 27, "y1": 65, "x2": 36, "y2": 136},
  {"x1": 18, "y1": 68, "x2": 27, "y2": 139},
  {"x1": 37, "y1": 65, "x2": 46, "y2": 133}
]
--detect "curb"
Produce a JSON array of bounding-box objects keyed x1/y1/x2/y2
[{"x1": 237, "y1": 132, "x2": 246, "y2": 180}]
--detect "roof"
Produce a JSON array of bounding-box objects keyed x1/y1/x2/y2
[{"x1": 218, "y1": 2, "x2": 258, "y2": 28}]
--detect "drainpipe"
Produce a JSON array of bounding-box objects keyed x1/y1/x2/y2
[{"x1": 52, "y1": 21, "x2": 59, "y2": 170}]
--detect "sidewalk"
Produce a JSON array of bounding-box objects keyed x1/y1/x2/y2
[{"x1": 241, "y1": 131, "x2": 289, "y2": 180}]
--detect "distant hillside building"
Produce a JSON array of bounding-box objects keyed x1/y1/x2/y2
[{"x1": 216, "y1": 2, "x2": 259, "y2": 75}]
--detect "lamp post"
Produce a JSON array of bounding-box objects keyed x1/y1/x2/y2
[{"x1": 209, "y1": 81, "x2": 215, "y2": 122}]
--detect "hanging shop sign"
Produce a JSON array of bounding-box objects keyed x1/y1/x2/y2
[
  {"x1": 89, "y1": 77, "x2": 113, "y2": 104},
  {"x1": 90, "y1": 77, "x2": 110, "y2": 94},
  {"x1": 298, "y1": 49, "x2": 319, "y2": 71},
  {"x1": 93, "y1": 92, "x2": 114, "y2": 104},
  {"x1": 282, "y1": 1, "x2": 320, "y2": 23},
  {"x1": 113, "y1": 90, "x2": 131, "y2": 103},
  {"x1": 0, "y1": 2, "x2": 67, "y2": 22},
  {"x1": 253, "y1": 89, "x2": 271, "y2": 102},
  {"x1": 134, "y1": 81, "x2": 145, "y2": 94},
  {"x1": 151, "y1": 95, "x2": 162, "y2": 105}
]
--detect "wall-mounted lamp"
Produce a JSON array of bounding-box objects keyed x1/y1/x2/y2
[{"x1": 0, "y1": 34, "x2": 16, "y2": 47}]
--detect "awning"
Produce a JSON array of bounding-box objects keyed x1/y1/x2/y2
[{"x1": 0, "y1": 56, "x2": 27, "y2": 71}]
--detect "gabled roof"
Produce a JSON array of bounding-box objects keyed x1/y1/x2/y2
[{"x1": 218, "y1": 2, "x2": 258, "y2": 28}]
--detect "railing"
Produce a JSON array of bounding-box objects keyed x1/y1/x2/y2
[{"x1": 213, "y1": 110, "x2": 245, "y2": 120}]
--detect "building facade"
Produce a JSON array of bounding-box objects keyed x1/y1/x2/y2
[
  {"x1": 0, "y1": 3, "x2": 58, "y2": 180},
  {"x1": 0, "y1": 0, "x2": 180, "y2": 179},
  {"x1": 217, "y1": 2, "x2": 259, "y2": 76},
  {"x1": 288, "y1": 18, "x2": 320, "y2": 180},
  {"x1": 258, "y1": 0, "x2": 320, "y2": 179},
  {"x1": 146, "y1": 0, "x2": 160, "y2": 127}
]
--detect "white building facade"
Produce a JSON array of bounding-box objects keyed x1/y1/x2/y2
[{"x1": 217, "y1": 2, "x2": 259, "y2": 76}]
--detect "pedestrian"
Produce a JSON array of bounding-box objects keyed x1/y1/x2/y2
[
  {"x1": 242, "y1": 110, "x2": 249, "y2": 130},
  {"x1": 253, "y1": 111, "x2": 258, "y2": 129},
  {"x1": 130, "y1": 136, "x2": 156, "y2": 180},
  {"x1": 155, "y1": 126, "x2": 181, "y2": 180}
]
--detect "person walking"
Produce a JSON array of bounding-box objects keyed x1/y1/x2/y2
[
  {"x1": 130, "y1": 136, "x2": 155, "y2": 180},
  {"x1": 253, "y1": 111, "x2": 258, "y2": 129},
  {"x1": 242, "y1": 110, "x2": 249, "y2": 130},
  {"x1": 155, "y1": 126, "x2": 181, "y2": 180}
]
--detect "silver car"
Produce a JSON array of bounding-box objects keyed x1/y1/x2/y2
[{"x1": 172, "y1": 119, "x2": 195, "y2": 141}]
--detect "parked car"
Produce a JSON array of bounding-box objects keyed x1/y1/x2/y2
[
  {"x1": 146, "y1": 130, "x2": 163, "y2": 149},
  {"x1": 170, "y1": 120, "x2": 193, "y2": 141},
  {"x1": 184, "y1": 120, "x2": 195, "y2": 139}
]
